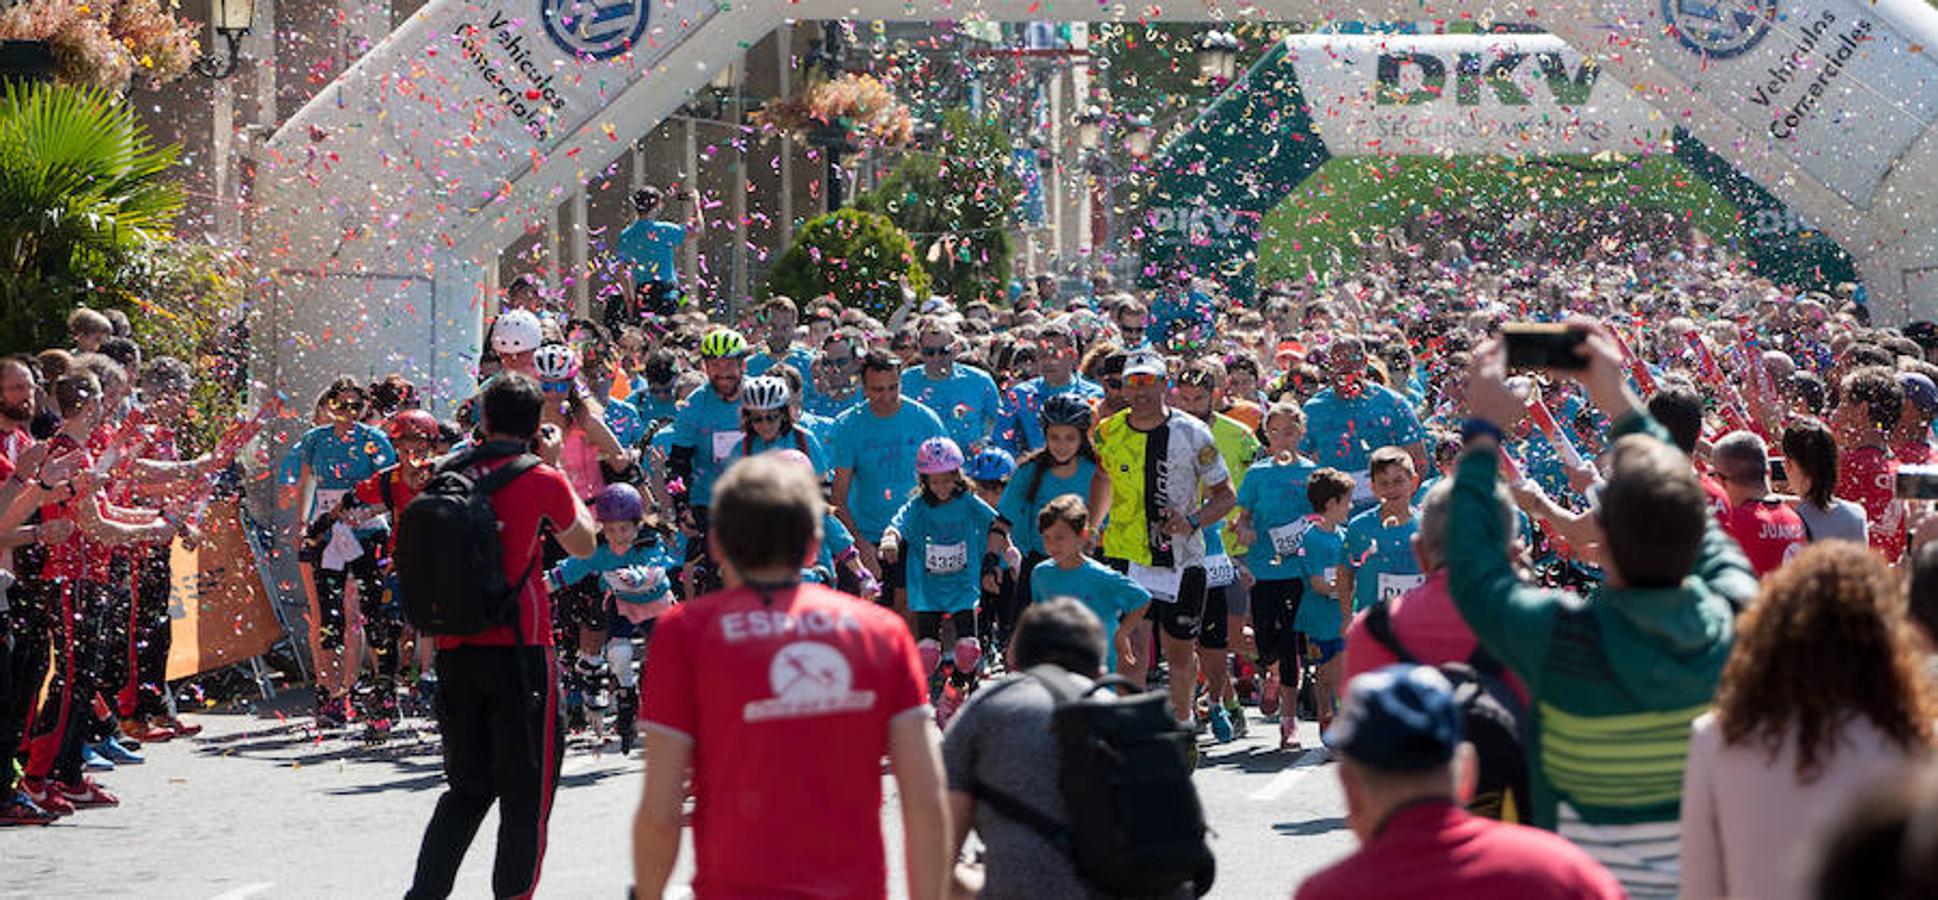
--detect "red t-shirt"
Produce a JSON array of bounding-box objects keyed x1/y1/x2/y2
[
  {"x1": 1837, "y1": 445, "x2": 1903, "y2": 562},
  {"x1": 434, "y1": 457, "x2": 578, "y2": 650},
  {"x1": 353, "y1": 466, "x2": 420, "y2": 556},
  {"x1": 1700, "y1": 474, "x2": 1731, "y2": 520},
  {"x1": 638, "y1": 582, "x2": 926, "y2": 899},
  {"x1": 1295, "y1": 800, "x2": 1625, "y2": 900},
  {"x1": 1720, "y1": 498, "x2": 1807, "y2": 576},
  {"x1": 1894, "y1": 438, "x2": 1933, "y2": 467}
]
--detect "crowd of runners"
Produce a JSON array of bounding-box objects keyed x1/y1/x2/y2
[{"x1": 8, "y1": 220, "x2": 1938, "y2": 899}]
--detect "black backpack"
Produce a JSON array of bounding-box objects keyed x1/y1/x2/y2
[
  {"x1": 974, "y1": 666, "x2": 1215, "y2": 897},
  {"x1": 1362, "y1": 601, "x2": 1530, "y2": 823},
  {"x1": 393, "y1": 442, "x2": 542, "y2": 637}
]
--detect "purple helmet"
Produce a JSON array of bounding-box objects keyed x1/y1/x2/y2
[
  {"x1": 593, "y1": 483, "x2": 645, "y2": 523},
  {"x1": 915, "y1": 436, "x2": 965, "y2": 475}
]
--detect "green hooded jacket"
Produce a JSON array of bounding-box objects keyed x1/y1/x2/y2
[{"x1": 1446, "y1": 410, "x2": 1756, "y2": 833}]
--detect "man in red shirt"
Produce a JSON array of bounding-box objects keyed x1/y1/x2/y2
[
  {"x1": 1709, "y1": 430, "x2": 1806, "y2": 577},
  {"x1": 634, "y1": 453, "x2": 948, "y2": 900},
  {"x1": 1297, "y1": 665, "x2": 1623, "y2": 900},
  {"x1": 406, "y1": 374, "x2": 597, "y2": 900},
  {"x1": 1892, "y1": 371, "x2": 1937, "y2": 465},
  {"x1": 1831, "y1": 367, "x2": 1905, "y2": 561}
]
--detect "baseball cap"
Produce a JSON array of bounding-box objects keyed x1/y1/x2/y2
[
  {"x1": 1901, "y1": 372, "x2": 1938, "y2": 415},
  {"x1": 1124, "y1": 349, "x2": 1167, "y2": 379},
  {"x1": 1323, "y1": 664, "x2": 1462, "y2": 772}
]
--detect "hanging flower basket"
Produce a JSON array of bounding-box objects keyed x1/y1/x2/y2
[
  {"x1": 755, "y1": 72, "x2": 914, "y2": 152},
  {"x1": 0, "y1": 0, "x2": 201, "y2": 91}
]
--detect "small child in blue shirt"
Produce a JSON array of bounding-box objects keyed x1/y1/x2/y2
[
  {"x1": 545, "y1": 483, "x2": 679, "y2": 754},
  {"x1": 1028, "y1": 495, "x2": 1149, "y2": 673},
  {"x1": 1293, "y1": 468, "x2": 1355, "y2": 746},
  {"x1": 880, "y1": 437, "x2": 1010, "y2": 727}
]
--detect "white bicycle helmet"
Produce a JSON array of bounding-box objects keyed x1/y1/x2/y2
[
  {"x1": 741, "y1": 375, "x2": 790, "y2": 411},
  {"x1": 533, "y1": 343, "x2": 580, "y2": 381},
  {"x1": 491, "y1": 309, "x2": 543, "y2": 355}
]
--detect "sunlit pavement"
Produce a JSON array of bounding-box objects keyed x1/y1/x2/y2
[{"x1": 1, "y1": 693, "x2": 1353, "y2": 899}]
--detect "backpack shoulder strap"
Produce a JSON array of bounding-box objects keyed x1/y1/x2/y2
[
  {"x1": 973, "y1": 779, "x2": 1075, "y2": 854},
  {"x1": 1362, "y1": 601, "x2": 1419, "y2": 664},
  {"x1": 473, "y1": 454, "x2": 542, "y2": 494}
]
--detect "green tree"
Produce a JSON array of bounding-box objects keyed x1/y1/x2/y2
[
  {"x1": 856, "y1": 109, "x2": 1019, "y2": 303},
  {"x1": 766, "y1": 209, "x2": 931, "y2": 321},
  {"x1": 0, "y1": 80, "x2": 183, "y2": 350}
]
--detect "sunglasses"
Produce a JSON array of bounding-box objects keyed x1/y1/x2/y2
[
  {"x1": 1125, "y1": 373, "x2": 1162, "y2": 388},
  {"x1": 746, "y1": 411, "x2": 784, "y2": 424},
  {"x1": 1104, "y1": 377, "x2": 1125, "y2": 390},
  {"x1": 920, "y1": 346, "x2": 954, "y2": 358},
  {"x1": 541, "y1": 380, "x2": 574, "y2": 393}
]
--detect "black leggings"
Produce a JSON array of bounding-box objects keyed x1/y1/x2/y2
[
  {"x1": 408, "y1": 645, "x2": 564, "y2": 900},
  {"x1": 915, "y1": 610, "x2": 977, "y2": 645},
  {"x1": 311, "y1": 531, "x2": 387, "y2": 652},
  {"x1": 123, "y1": 544, "x2": 173, "y2": 720},
  {"x1": 26, "y1": 579, "x2": 109, "y2": 785},
  {"x1": 1251, "y1": 578, "x2": 1305, "y2": 673}
]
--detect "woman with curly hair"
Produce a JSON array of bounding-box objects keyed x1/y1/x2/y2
[{"x1": 1679, "y1": 542, "x2": 1937, "y2": 900}]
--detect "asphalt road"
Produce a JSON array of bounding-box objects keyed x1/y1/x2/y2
[{"x1": 1, "y1": 693, "x2": 1355, "y2": 899}]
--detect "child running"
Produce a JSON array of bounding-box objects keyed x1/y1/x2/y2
[
  {"x1": 1293, "y1": 468, "x2": 1355, "y2": 751},
  {"x1": 879, "y1": 436, "x2": 1008, "y2": 728},
  {"x1": 1027, "y1": 494, "x2": 1150, "y2": 672},
  {"x1": 546, "y1": 483, "x2": 679, "y2": 754},
  {"x1": 1232, "y1": 401, "x2": 1319, "y2": 746}
]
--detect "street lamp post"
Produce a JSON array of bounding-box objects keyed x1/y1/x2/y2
[{"x1": 194, "y1": 0, "x2": 255, "y2": 79}]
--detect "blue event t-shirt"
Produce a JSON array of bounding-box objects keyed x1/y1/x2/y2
[
  {"x1": 615, "y1": 219, "x2": 685, "y2": 285},
  {"x1": 828, "y1": 399, "x2": 948, "y2": 540},
  {"x1": 548, "y1": 537, "x2": 680, "y2": 606},
  {"x1": 998, "y1": 375, "x2": 1105, "y2": 454},
  {"x1": 1295, "y1": 524, "x2": 1347, "y2": 641},
  {"x1": 1299, "y1": 384, "x2": 1425, "y2": 475},
  {"x1": 728, "y1": 425, "x2": 830, "y2": 478},
  {"x1": 1234, "y1": 455, "x2": 1319, "y2": 582},
  {"x1": 604, "y1": 397, "x2": 648, "y2": 447},
  {"x1": 1029, "y1": 556, "x2": 1150, "y2": 671},
  {"x1": 627, "y1": 385, "x2": 680, "y2": 427},
  {"x1": 278, "y1": 423, "x2": 398, "y2": 490},
  {"x1": 890, "y1": 491, "x2": 999, "y2": 614},
  {"x1": 1345, "y1": 506, "x2": 1423, "y2": 613},
  {"x1": 996, "y1": 456, "x2": 1098, "y2": 557},
  {"x1": 902, "y1": 364, "x2": 1003, "y2": 450},
  {"x1": 747, "y1": 345, "x2": 817, "y2": 380},
  {"x1": 803, "y1": 388, "x2": 859, "y2": 421},
  {"x1": 667, "y1": 385, "x2": 743, "y2": 507}
]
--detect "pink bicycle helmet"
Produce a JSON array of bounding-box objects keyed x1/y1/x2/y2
[{"x1": 915, "y1": 436, "x2": 965, "y2": 475}]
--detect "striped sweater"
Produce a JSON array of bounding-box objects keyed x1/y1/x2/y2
[{"x1": 1447, "y1": 410, "x2": 1756, "y2": 897}]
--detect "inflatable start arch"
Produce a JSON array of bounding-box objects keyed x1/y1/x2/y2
[
  {"x1": 1137, "y1": 32, "x2": 1860, "y2": 299},
  {"x1": 252, "y1": 0, "x2": 1938, "y2": 411}
]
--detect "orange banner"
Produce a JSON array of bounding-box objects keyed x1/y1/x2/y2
[{"x1": 165, "y1": 499, "x2": 284, "y2": 681}]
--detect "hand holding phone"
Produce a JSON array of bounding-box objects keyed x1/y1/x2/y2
[{"x1": 1503, "y1": 323, "x2": 1589, "y2": 371}]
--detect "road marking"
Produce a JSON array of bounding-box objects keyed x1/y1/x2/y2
[
  {"x1": 208, "y1": 883, "x2": 275, "y2": 900},
  {"x1": 1246, "y1": 750, "x2": 1326, "y2": 802}
]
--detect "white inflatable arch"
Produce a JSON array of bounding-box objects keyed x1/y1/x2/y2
[{"x1": 252, "y1": 0, "x2": 1938, "y2": 411}]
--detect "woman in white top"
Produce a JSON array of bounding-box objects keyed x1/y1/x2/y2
[
  {"x1": 1781, "y1": 418, "x2": 1869, "y2": 544},
  {"x1": 1679, "y1": 542, "x2": 1935, "y2": 900}
]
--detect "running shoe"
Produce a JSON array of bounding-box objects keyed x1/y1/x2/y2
[
  {"x1": 934, "y1": 681, "x2": 963, "y2": 731},
  {"x1": 93, "y1": 736, "x2": 144, "y2": 765},
  {"x1": 80, "y1": 744, "x2": 114, "y2": 772},
  {"x1": 18, "y1": 779, "x2": 74, "y2": 817},
  {"x1": 1279, "y1": 718, "x2": 1301, "y2": 752},
  {"x1": 314, "y1": 698, "x2": 350, "y2": 729},
  {"x1": 1207, "y1": 704, "x2": 1234, "y2": 743},
  {"x1": 157, "y1": 715, "x2": 203, "y2": 737},
  {"x1": 1259, "y1": 668, "x2": 1281, "y2": 719},
  {"x1": 56, "y1": 776, "x2": 119, "y2": 809},
  {"x1": 1226, "y1": 699, "x2": 1249, "y2": 739},
  {"x1": 1, "y1": 789, "x2": 58, "y2": 826},
  {"x1": 123, "y1": 717, "x2": 175, "y2": 743}
]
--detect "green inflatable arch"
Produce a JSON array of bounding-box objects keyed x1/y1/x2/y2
[{"x1": 1138, "y1": 35, "x2": 1856, "y2": 301}]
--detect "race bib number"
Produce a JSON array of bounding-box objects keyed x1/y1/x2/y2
[
  {"x1": 925, "y1": 541, "x2": 968, "y2": 575},
  {"x1": 1348, "y1": 468, "x2": 1373, "y2": 504},
  {"x1": 1204, "y1": 554, "x2": 1237, "y2": 588},
  {"x1": 1269, "y1": 519, "x2": 1315, "y2": 557},
  {"x1": 1128, "y1": 562, "x2": 1185, "y2": 600},
  {"x1": 711, "y1": 429, "x2": 744, "y2": 462},
  {"x1": 1377, "y1": 572, "x2": 1427, "y2": 604}
]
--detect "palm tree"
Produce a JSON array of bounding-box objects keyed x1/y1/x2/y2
[{"x1": 0, "y1": 79, "x2": 181, "y2": 349}]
